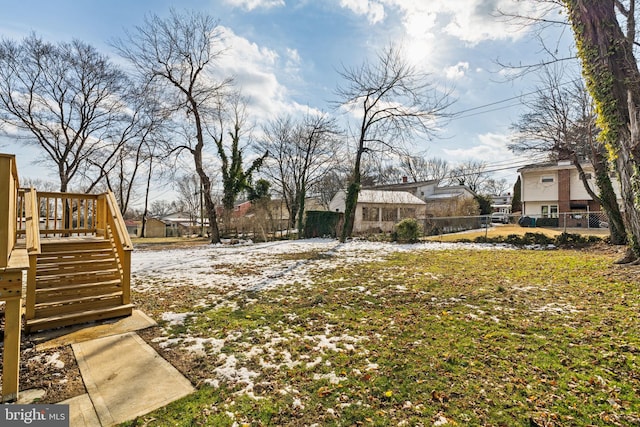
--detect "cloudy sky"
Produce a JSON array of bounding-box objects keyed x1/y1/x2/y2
[{"x1": 0, "y1": 0, "x2": 575, "y2": 199}]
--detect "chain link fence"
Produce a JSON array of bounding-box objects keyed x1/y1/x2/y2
[{"x1": 423, "y1": 211, "x2": 610, "y2": 237}]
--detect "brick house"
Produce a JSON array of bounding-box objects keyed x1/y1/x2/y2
[{"x1": 518, "y1": 160, "x2": 621, "y2": 225}]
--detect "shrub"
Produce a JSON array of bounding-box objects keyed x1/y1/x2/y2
[
  {"x1": 554, "y1": 232, "x2": 601, "y2": 247},
  {"x1": 522, "y1": 232, "x2": 553, "y2": 245},
  {"x1": 394, "y1": 218, "x2": 422, "y2": 243}
]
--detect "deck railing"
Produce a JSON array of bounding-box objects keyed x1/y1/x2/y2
[
  {"x1": 17, "y1": 191, "x2": 99, "y2": 238},
  {"x1": 99, "y1": 191, "x2": 133, "y2": 305}
]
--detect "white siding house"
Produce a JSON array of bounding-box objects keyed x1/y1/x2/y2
[
  {"x1": 518, "y1": 161, "x2": 621, "y2": 218},
  {"x1": 368, "y1": 179, "x2": 476, "y2": 216},
  {"x1": 329, "y1": 189, "x2": 426, "y2": 233}
]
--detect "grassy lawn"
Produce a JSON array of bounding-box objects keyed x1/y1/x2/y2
[{"x1": 125, "y1": 245, "x2": 640, "y2": 426}]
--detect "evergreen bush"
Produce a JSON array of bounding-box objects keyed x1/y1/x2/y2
[
  {"x1": 394, "y1": 218, "x2": 422, "y2": 243},
  {"x1": 303, "y1": 211, "x2": 342, "y2": 238}
]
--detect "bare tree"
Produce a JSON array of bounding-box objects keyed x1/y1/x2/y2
[
  {"x1": 399, "y1": 154, "x2": 450, "y2": 183},
  {"x1": 113, "y1": 9, "x2": 231, "y2": 243},
  {"x1": 448, "y1": 160, "x2": 488, "y2": 193},
  {"x1": 149, "y1": 200, "x2": 176, "y2": 218},
  {"x1": 175, "y1": 174, "x2": 202, "y2": 226},
  {"x1": 314, "y1": 169, "x2": 349, "y2": 209},
  {"x1": 483, "y1": 178, "x2": 511, "y2": 196},
  {"x1": 0, "y1": 34, "x2": 131, "y2": 192},
  {"x1": 209, "y1": 93, "x2": 267, "y2": 235},
  {"x1": 258, "y1": 112, "x2": 341, "y2": 235},
  {"x1": 99, "y1": 84, "x2": 169, "y2": 215},
  {"x1": 334, "y1": 43, "x2": 453, "y2": 241},
  {"x1": 562, "y1": 0, "x2": 640, "y2": 260},
  {"x1": 510, "y1": 64, "x2": 626, "y2": 244}
]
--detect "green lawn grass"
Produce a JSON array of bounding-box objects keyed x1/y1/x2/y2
[{"x1": 125, "y1": 247, "x2": 640, "y2": 426}]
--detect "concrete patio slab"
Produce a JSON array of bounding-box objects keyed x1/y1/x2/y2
[
  {"x1": 60, "y1": 394, "x2": 101, "y2": 427},
  {"x1": 72, "y1": 332, "x2": 194, "y2": 426},
  {"x1": 36, "y1": 310, "x2": 157, "y2": 351}
]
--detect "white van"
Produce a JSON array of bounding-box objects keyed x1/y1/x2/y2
[{"x1": 491, "y1": 212, "x2": 509, "y2": 224}]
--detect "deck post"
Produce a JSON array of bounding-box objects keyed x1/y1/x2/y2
[
  {"x1": 0, "y1": 153, "x2": 27, "y2": 402},
  {"x1": 0, "y1": 247, "x2": 27, "y2": 402},
  {"x1": 2, "y1": 292, "x2": 22, "y2": 402}
]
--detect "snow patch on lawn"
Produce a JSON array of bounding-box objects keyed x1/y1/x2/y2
[
  {"x1": 533, "y1": 302, "x2": 581, "y2": 314},
  {"x1": 162, "y1": 311, "x2": 194, "y2": 326},
  {"x1": 313, "y1": 372, "x2": 348, "y2": 384},
  {"x1": 132, "y1": 238, "x2": 515, "y2": 398}
]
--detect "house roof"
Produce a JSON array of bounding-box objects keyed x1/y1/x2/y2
[
  {"x1": 425, "y1": 193, "x2": 463, "y2": 200},
  {"x1": 357, "y1": 190, "x2": 426, "y2": 205},
  {"x1": 366, "y1": 179, "x2": 439, "y2": 191},
  {"x1": 517, "y1": 161, "x2": 593, "y2": 173},
  {"x1": 367, "y1": 181, "x2": 477, "y2": 198}
]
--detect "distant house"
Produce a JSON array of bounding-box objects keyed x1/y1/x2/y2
[
  {"x1": 518, "y1": 160, "x2": 621, "y2": 221},
  {"x1": 370, "y1": 178, "x2": 476, "y2": 216},
  {"x1": 490, "y1": 193, "x2": 513, "y2": 215},
  {"x1": 138, "y1": 218, "x2": 167, "y2": 238},
  {"x1": 329, "y1": 189, "x2": 426, "y2": 233},
  {"x1": 124, "y1": 219, "x2": 140, "y2": 237},
  {"x1": 163, "y1": 211, "x2": 197, "y2": 227},
  {"x1": 162, "y1": 211, "x2": 197, "y2": 236},
  {"x1": 232, "y1": 197, "x2": 326, "y2": 230},
  {"x1": 266, "y1": 198, "x2": 326, "y2": 226}
]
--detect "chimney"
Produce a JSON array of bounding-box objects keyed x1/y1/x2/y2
[{"x1": 402, "y1": 176, "x2": 408, "y2": 183}]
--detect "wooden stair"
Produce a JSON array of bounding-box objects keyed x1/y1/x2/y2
[{"x1": 25, "y1": 238, "x2": 133, "y2": 332}]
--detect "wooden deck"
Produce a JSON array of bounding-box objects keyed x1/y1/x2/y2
[
  {"x1": 25, "y1": 237, "x2": 132, "y2": 332},
  {"x1": 1, "y1": 153, "x2": 133, "y2": 401}
]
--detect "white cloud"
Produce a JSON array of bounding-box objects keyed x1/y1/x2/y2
[
  {"x1": 443, "y1": 132, "x2": 513, "y2": 163},
  {"x1": 213, "y1": 27, "x2": 313, "y2": 123},
  {"x1": 223, "y1": 0, "x2": 285, "y2": 11},
  {"x1": 284, "y1": 48, "x2": 302, "y2": 75},
  {"x1": 339, "y1": 0, "x2": 385, "y2": 24},
  {"x1": 444, "y1": 62, "x2": 469, "y2": 80},
  {"x1": 358, "y1": 0, "x2": 547, "y2": 42},
  {"x1": 337, "y1": 0, "x2": 553, "y2": 70}
]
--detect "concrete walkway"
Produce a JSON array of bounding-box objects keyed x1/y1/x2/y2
[{"x1": 35, "y1": 311, "x2": 195, "y2": 427}]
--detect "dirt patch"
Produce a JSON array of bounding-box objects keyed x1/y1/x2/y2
[{"x1": 0, "y1": 315, "x2": 85, "y2": 403}]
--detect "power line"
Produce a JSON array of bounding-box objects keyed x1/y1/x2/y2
[{"x1": 449, "y1": 78, "x2": 583, "y2": 119}]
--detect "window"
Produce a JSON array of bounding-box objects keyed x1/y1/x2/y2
[
  {"x1": 541, "y1": 205, "x2": 559, "y2": 218},
  {"x1": 399, "y1": 208, "x2": 416, "y2": 219},
  {"x1": 381, "y1": 207, "x2": 397, "y2": 222},
  {"x1": 362, "y1": 206, "x2": 379, "y2": 221},
  {"x1": 541, "y1": 176, "x2": 554, "y2": 183}
]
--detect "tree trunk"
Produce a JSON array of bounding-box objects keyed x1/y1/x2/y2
[
  {"x1": 565, "y1": 0, "x2": 640, "y2": 257},
  {"x1": 296, "y1": 188, "x2": 306, "y2": 239},
  {"x1": 340, "y1": 147, "x2": 363, "y2": 242},
  {"x1": 589, "y1": 151, "x2": 627, "y2": 245},
  {"x1": 191, "y1": 99, "x2": 220, "y2": 244},
  {"x1": 140, "y1": 155, "x2": 154, "y2": 239},
  {"x1": 570, "y1": 151, "x2": 626, "y2": 245}
]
